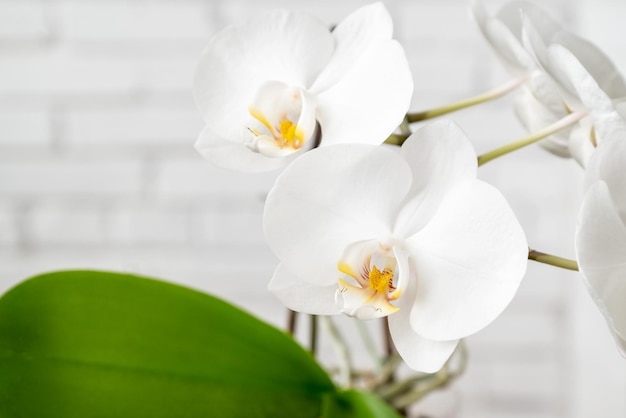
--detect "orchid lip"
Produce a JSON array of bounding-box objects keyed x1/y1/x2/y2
[
  {"x1": 334, "y1": 240, "x2": 408, "y2": 320},
  {"x1": 244, "y1": 80, "x2": 319, "y2": 157}
]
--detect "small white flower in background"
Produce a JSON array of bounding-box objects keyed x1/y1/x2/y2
[
  {"x1": 263, "y1": 120, "x2": 528, "y2": 372},
  {"x1": 193, "y1": 3, "x2": 413, "y2": 172},
  {"x1": 471, "y1": 0, "x2": 576, "y2": 158},
  {"x1": 472, "y1": 0, "x2": 626, "y2": 164},
  {"x1": 576, "y1": 133, "x2": 626, "y2": 356},
  {"x1": 521, "y1": 10, "x2": 626, "y2": 110},
  {"x1": 520, "y1": 6, "x2": 626, "y2": 165},
  {"x1": 546, "y1": 45, "x2": 626, "y2": 166},
  {"x1": 471, "y1": 0, "x2": 558, "y2": 76}
]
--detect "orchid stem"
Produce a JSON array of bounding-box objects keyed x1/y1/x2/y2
[
  {"x1": 477, "y1": 111, "x2": 587, "y2": 166},
  {"x1": 389, "y1": 341, "x2": 468, "y2": 409},
  {"x1": 406, "y1": 76, "x2": 527, "y2": 123},
  {"x1": 383, "y1": 317, "x2": 394, "y2": 358},
  {"x1": 287, "y1": 309, "x2": 297, "y2": 335},
  {"x1": 355, "y1": 320, "x2": 383, "y2": 370},
  {"x1": 528, "y1": 249, "x2": 579, "y2": 271},
  {"x1": 384, "y1": 133, "x2": 410, "y2": 146},
  {"x1": 399, "y1": 116, "x2": 412, "y2": 136},
  {"x1": 322, "y1": 316, "x2": 352, "y2": 388},
  {"x1": 309, "y1": 314, "x2": 318, "y2": 356}
]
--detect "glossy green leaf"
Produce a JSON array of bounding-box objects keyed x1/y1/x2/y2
[
  {"x1": 324, "y1": 389, "x2": 403, "y2": 418},
  {"x1": 0, "y1": 270, "x2": 336, "y2": 418}
]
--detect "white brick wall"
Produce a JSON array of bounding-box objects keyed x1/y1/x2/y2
[{"x1": 1, "y1": 0, "x2": 625, "y2": 416}]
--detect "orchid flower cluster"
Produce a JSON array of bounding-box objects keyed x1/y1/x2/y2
[{"x1": 194, "y1": 0, "x2": 625, "y2": 395}]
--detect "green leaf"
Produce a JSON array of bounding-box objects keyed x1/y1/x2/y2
[
  {"x1": 323, "y1": 389, "x2": 403, "y2": 418},
  {"x1": 0, "y1": 270, "x2": 336, "y2": 418}
]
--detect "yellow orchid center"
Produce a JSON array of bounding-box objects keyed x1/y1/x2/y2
[
  {"x1": 335, "y1": 245, "x2": 403, "y2": 320},
  {"x1": 248, "y1": 109, "x2": 304, "y2": 150},
  {"x1": 279, "y1": 119, "x2": 303, "y2": 148},
  {"x1": 368, "y1": 265, "x2": 394, "y2": 293},
  {"x1": 243, "y1": 81, "x2": 318, "y2": 157}
]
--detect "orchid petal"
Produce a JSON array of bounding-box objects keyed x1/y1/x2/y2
[
  {"x1": 268, "y1": 263, "x2": 341, "y2": 315},
  {"x1": 471, "y1": 0, "x2": 536, "y2": 73},
  {"x1": 194, "y1": 10, "x2": 333, "y2": 142},
  {"x1": 388, "y1": 276, "x2": 458, "y2": 373},
  {"x1": 547, "y1": 45, "x2": 626, "y2": 143},
  {"x1": 394, "y1": 120, "x2": 477, "y2": 237},
  {"x1": 195, "y1": 126, "x2": 298, "y2": 172},
  {"x1": 310, "y1": 2, "x2": 393, "y2": 93},
  {"x1": 314, "y1": 40, "x2": 413, "y2": 146},
  {"x1": 497, "y1": 1, "x2": 561, "y2": 43},
  {"x1": 552, "y1": 31, "x2": 626, "y2": 100},
  {"x1": 576, "y1": 181, "x2": 626, "y2": 355},
  {"x1": 264, "y1": 144, "x2": 412, "y2": 286},
  {"x1": 337, "y1": 239, "x2": 381, "y2": 288},
  {"x1": 390, "y1": 246, "x2": 411, "y2": 300},
  {"x1": 525, "y1": 70, "x2": 569, "y2": 116},
  {"x1": 406, "y1": 180, "x2": 527, "y2": 341},
  {"x1": 336, "y1": 279, "x2": 398, "y2": 320},
  {"x1": 513, "y1": 84, "x2": 571, "y2": 158},
  {"x1": 567, "y1": 119, "x2": 595, "y2": 168},
  {"x1": 520, "y1": 12, "x2": 550, "y2": 70},
  {"x1": 584, "y1": 136, "x2": 626, "y2": 218}
]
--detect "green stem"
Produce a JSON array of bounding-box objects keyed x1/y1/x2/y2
[
  {"x1": 477, "y1": 111, "x2": 587, "y2": 166},
  {"x1": 528, "y1": 249, "x2": 579, "y2": 271},
  {"x1": 321, "y1": 316, "x2": 352, "y2": 388},
  {"x1": 309, "y1": 314, "x2": 318, "y2": 356},
  {"x1": 384, "y1": 133, "x2": 410, "y2": 146},
  {"x1": 355, "y1": 320, "x2": 383, "y2": 370},
  {"x1": 406, "y1": 76, "x2": 527, "y2": 123},
  {"x1": 384, "y1": 340, "x2": 467, "y2": 410},
  {"x1": 399, "y1": 116, "x2": 412, "y2": 136},
  {"x1": 287, "y1": 309, "x2": 297, "y2": 335}
]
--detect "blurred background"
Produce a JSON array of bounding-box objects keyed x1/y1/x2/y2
[{"x1": 0, "y1": 0, "x2": 625, "y2": 416}]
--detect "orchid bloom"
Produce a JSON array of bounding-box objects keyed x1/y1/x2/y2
[
  {"x1": 519, "y1": 5, "x2": 626, "y2": 166},
  {"x1": 471, "y1": 0, "x2": 579, "y2": 158},
  {"x1": 544, "y1": 45, "x2": 626, "y2": 166},
  {"x1": 263, "y1": 120, "x2": 528, "y2": 372},
  {"x1": 521, "y1": 9, "x2": 626, "y2": 111},
  {"x1": 193, "y1": 3, "x2": 413, "y2": 172},
  {"x1": 472, "y1": 0, "x2": 614, "y2": 162},
  {"x1": 576, "y1": 132, "x2": 626, "y2": 356}
]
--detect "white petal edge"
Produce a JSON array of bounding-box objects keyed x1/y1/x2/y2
[
  {"x1": 471, "y1": 0, "x2": 536, "y2": 74},
  {"x1": 567, "y1": 118, "x2": 595, "y2": 168},
  {"x1": 513, "y1": 86, "x2": 570, "y2": 154},
  {"x1": 584, "y1": 136, "x2": 626, "y2": 222},
  {"x1": 388, "y1": 272, "x2": 459, "y2": 373},
  {"x1": 547, "y1": 44, "x2": 626, "y2": 144},
  {"x1": 513, "y1": 85, "x2": 571, "y2": 158},
  {"x1": 268, "y1": 263, "x2": 341, "y2": 315},
  {"x1": 406, "y1": 179, "x2": 528, "y2": 341},
  {"x1": 263, "y1": 144, "x2": 412, "y2": 286},
  {"x1": 394, "y1": 120, "x2": 478, "y2": 237},
  {"x1": 310, "y1": 2, "x2": 393, "y2": 93},
  {"x1": 195, "y1": 126, "x2": 298, "y2": 172},
  {"x1": 314, "y1": 40, "x2": 413, "y2": 147},
  {"x1": 552, "y1": 31, "x2": 626, "y2": 100},
  {"x1": 576, "y1": 180, "x2": 626, "y2": 354}
]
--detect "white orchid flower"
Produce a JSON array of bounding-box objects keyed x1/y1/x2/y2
[
  {"x1": 521, "y1": 11, "x2": 626, "y2": 111},
  {"x1": 471, "y1": 0, "x2": 560, "y2": 75},
  {"x1": 576, "y1": 133, "x2": 626, "y2": 356},
  {"x1": 545, "y1": 45, "x2": 626, "y2": 166},
  {"x1": 263, "y1": 120, "x2": 528, "y2": 372},
  {"x1": 193, "y1": 3, "x2": 413, "y2": 172},
  {"x1": 471, "y1": 0, "x2": 578, "y2": 158}
]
